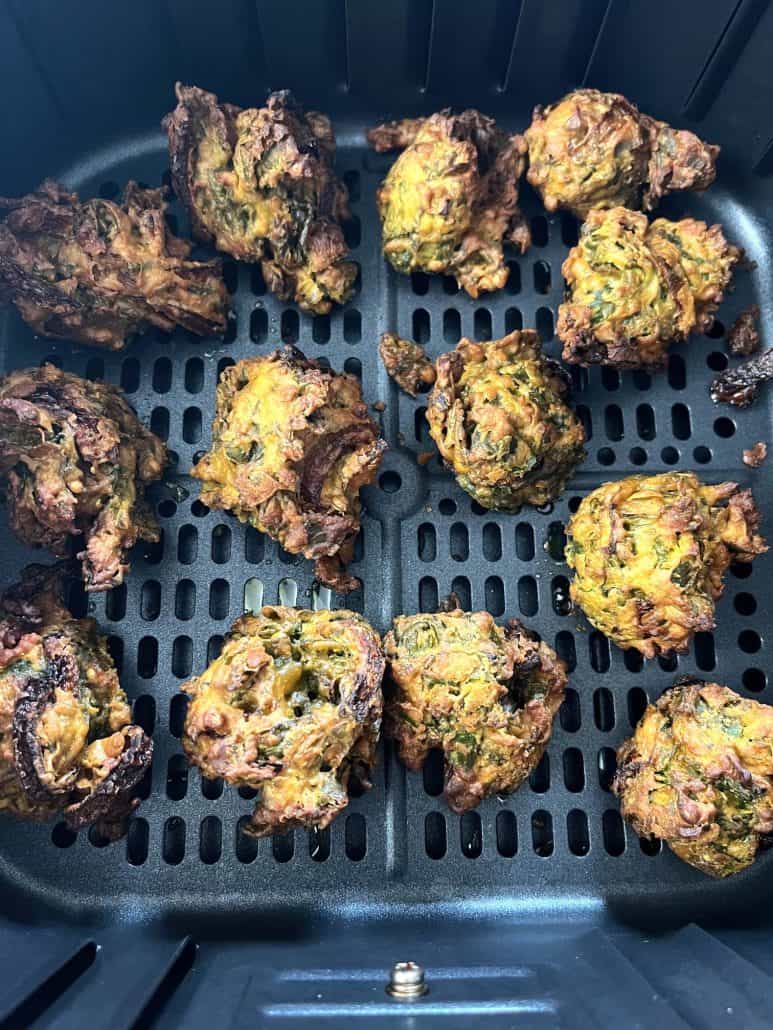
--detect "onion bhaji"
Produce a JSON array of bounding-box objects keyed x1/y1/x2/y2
[
  {"x1": 0, "y1": 564, "x2": 152, "y2": 839},
  {"x1": 0, "y1": 364, "x2": 167, "y2": 592},
  {"x1": 525, "y1": 88, "x2": 719, "y2": 218},
  {"x1": 558, "y1": 207, "x2": 739, "y2": 369},
  {"x1": 711, "y1": 348, "x2": 773, "y2": 408},
  {"x1": 614, "y1": 678, "x2": 773, "y2": 878},
  {"x1": 368, "y1": 109, "x2": 530, "y2": 296},
  {"x1": 384, "y1": 609, "x2": 566, "y2": 813},
  {"x1": 565, "y1": 473, "x2": 767, "y2": 658},
  {"x1": 164, "y1": 83, "x2": 356, "y2": 314},
  {"x1": 0, "y1": 179, "x2": 227, "y2": 350},
  {"x1": 379, "y1": 331, "x2": 436, "y2": 397},
  {"x1": 182, "y1": 605, "x2": 384, "y2": 836},
  {"x1": 191, "y1": 348, "x2": 385, "y2": 592},
  {"x1": 426, "y1": 331, "x2": 585, "y2": 510}
]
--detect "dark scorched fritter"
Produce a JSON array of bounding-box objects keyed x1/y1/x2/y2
[
  {"x1": 0, "y1": 364, "x2": 167, "y2": 591},
  {"x1": 191, "y1": 348, "x2": 385, "y2": 592},
  {"x1": 384, "y1": 608, "x2": 566, "y2": 812},
  {"x1": 0, "y1": 179, "x2": 228, "y2": 350},
  {"x1": 0, "y1": 564, "x2": 152, "y2": 839},
  {"x1": 164, "y1": 83, "x2": 356, "y2": 314},
  {"x1": 182, "y1": 605, "x2": 384, "y2": 836}
]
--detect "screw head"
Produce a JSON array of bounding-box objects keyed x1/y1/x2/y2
[{"x1": 386, "y1": 960, "x2": 428, "y2": 999}]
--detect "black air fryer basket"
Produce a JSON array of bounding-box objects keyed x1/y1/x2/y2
[{"x1": 1, "y1": 1, "x2": 773, "y2": 1027}]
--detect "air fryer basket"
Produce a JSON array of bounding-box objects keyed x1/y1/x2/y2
[{"x1": 1, "y1": 1, "x2": 773, "y2": 1027}]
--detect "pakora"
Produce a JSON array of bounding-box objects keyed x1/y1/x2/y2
[
  {"x1": 711, "y1": 348, "x2": 773, "y2": 407},
  {"x1": 565, "y1": 473, "x2": 767, "y2": 658},
  {"x1": 525, "y1": 88, "x2": 718, "y2": 218},
  {"x1": 615, "y1": 678, "x2": 773, "y2": 878},
  {"x1": 384, "y1": 609, "x2": 566, "y2": 812},
  {"x1": 164, "y1": 84, "x2": 356, "y2": 314},
  {"x1": 368, "y1": 109, "x2": 529, "y2": 296},
  {"x1": 558, "y1": 207, "x2": 739, "y2": 369},
  {"x1": 379, "y1": 332, "x2": 436, "y2": 397},
  {"x1": 182, "y1": 605, "x2": 384, "y2": 836},
  {"x1": 0, "y1": 564, "x2": 152, "y2": 838},
  {"x1": 0, "y1": 364, "x2": 167, "y2": 591},
  {"x1": 0, "y1": 179, "x2": 227, "y2": 350},
  {"x1": 426, "y1": 331, "x2": 585, "y2": 510},
  {"x1": 191, "y1": 348, "x2": 385, "y2": 591}
]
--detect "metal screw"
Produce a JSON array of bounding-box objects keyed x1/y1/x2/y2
[{"x1": 386, "y1": 961, "x2": 428, "y2": 1000}]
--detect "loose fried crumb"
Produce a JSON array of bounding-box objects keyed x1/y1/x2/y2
[
  {"x1": 743, "y1": 442, "x2": 768, "y2": 468},
  {"x1": 727, "y1": 305, "x2": 761, "y2": 357}
]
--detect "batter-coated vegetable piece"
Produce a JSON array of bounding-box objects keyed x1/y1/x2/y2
[
  {"x1": 0, "y1": 364, "x2": 167, "y2": 591},
  {"x1": 0, "y1": 564, "x2": 152, "y2": 839},
  {"x1": 558, "y1": 207, "x2": 739, "y2": 369},
  {"x1": 182, "y1": 606, "x2": 384, "y2": 836},
  {"x1": 426, "y1": 331, "x2": 585, "y2": 510},
  {"x1": 711, "y1": 348, "x2": 773, "y2": 408},
  {"x1": 525, "y1": 88, "x2": 718, "y2": 218},
  {"x1": 164, "y1": 83, "x2": 356, "y2": 314},
  {"x1": 379, "y1": 332, "x2": 436, "y2": 397},
  {"x1": 368, "y1": 109, "x2": 530, "y2": 296},
  {"x1": 0, "y1": 179, "x2": 227, "y2": 350},
  {"x1": 191, "y1": 348, "x2": 385, "y2": 592},
  {"x1": 565, "y1": 473, "x2": 767, "y2": 658},
  {"x1": 614, "y1": 678, "x2": 773, "y2": 878},
  {"x1": 384, "y1": 609, "x2": 566, "y2": 813}
]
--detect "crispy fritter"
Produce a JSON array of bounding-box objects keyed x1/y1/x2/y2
[
  {"x1": 615, "y1": 678, "x2": 773, "y2": 878},
  {"x1": 0, "y1": 564, "x2": 152, "y2": 838},
  {"x1": 0, "y1": 179, "x2": 227, "y2": 350},
  {"x1": 191, "y1": 348, "x2": 385, "y2": 591},
  {"x1": 379, "y1": 332, "x2": 436, "y2": 397},
  {"x1": 368, "y1": 110, "x2": 529, "y2": 296},
  {"x1": 565, "y1": 473, "x2": 767, "y2": 658},
  {"x1": 164, "y1": 84, "x2": 356, "y2": 314},
  {"x1": 384, "y1": 609, "x2": 566, "y2": 813},
  {"x1": 711, "y1": 348, "x2": 773, "y2": 407},
  {"x1": 525, "y1": 88, "x2": 718, "y2": 218},
  {"x1": 426, "y1": 331, "x2": 585, "y2": 510},
  {"x1": 727, "y1": 305, "x2": 760, "y2": 357},
  {"x1": 182, "y1": 605, "x2": 384, "y2": 836},
  {"x1": 558, "y1": 207, "x2": 739, "y2": 369},
  {"x1": 0, "y1": 364, "x2": 167, "y2": 591},
  {"x1": 743, "y1": 442, "x2": 767, "y2": 468}
]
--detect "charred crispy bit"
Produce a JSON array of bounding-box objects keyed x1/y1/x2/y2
[
  {"x1": 182, "y1": 606, "x2": 384, "y2": 836},
  {"x1": 615, "y1": 678, "x2": 773, "y2": 878},
  {"x1": 727, "y1": 305, "x2": 761, "y2": 357},
  {"x1": 711, "y1": 348, "x2": 773, "y2": 407},
  {"x1": 558, "y1": 207, "x2": 739, "y2": 369},
  {"x1": 565, "y1": 473, "x2": 767, "y2": 658},
  {"x1": 379, "y1": 332, "x2": 436, "y2": 397},
  {"x1": 0, "y1": 364, "x2": 167, "y2": 591},
  {"x1": 163, "y1": 83, "x2": 356, "y2": 314},
  {"x1": 426, "y1": 331, "x2": 585, "y2": 510},
  {"x1": 384, "y1": 609, "x2": 566, "y2": 812},
  {"x1": 368, "y1": 109, "x2": 530, "y2": 296},
  {"x1": 191, "y1": 349, "x2": 385, "y2": 591},
  {"x1": 0, "y1": 564, "x2": 152, "y2": 838},
  {"x1": 0, "y1": 179, "x2": 227, "y2": 350},
  {"x1": 525, "y1": 88, "x2": 718, "y2": 218},
  {"x1": 743, "y1": 442, "x2": 767, "y2": 468}
]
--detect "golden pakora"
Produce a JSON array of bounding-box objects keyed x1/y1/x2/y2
[
  {"x1": 615, "y1": 678, "x2": 773, "y2": 878},
  {"x1": 164, "y1": 84, "x2": 356, "y2": 314},
  {"x1": 0, "y1": 564, "x2": 152, "y2": 839},
  {"x1": 558, "y1": 207, "x2": 739, "y2": 369},
  {"x1": 368, "y1": 109, "x2": 529, "y2": 296},
  {"x1": 525, "y1": 88, "x2": 718, "y2": 218},
  {"x1": 0, "y1": 364, "x2": 167, "y2": 591},
  {"x1": 182, "y1": 605, "x2": 384, "y2": 836},
  {"x1": 0, "y1": 179, "x2": 227, "y2": 350},
  {"x1": 379, "y1": 332, "x2": 436, "y2": 397},
  {"x1": 191, "y1": 348, "x2": 385, "y2": 592},
  {"x1": 565, "y1": 473, "x2": 767, "y2": 658},
  {"x1": 384, "y1": 609, "x2": 566, "y2": 812},
  {"x1": 426, "y1": 331, "x2": 585, "y2": 510}
]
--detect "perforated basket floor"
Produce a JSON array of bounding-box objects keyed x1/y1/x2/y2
[{"x1": 0, "y1": 125, "x2": 771, "y2": 926}]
